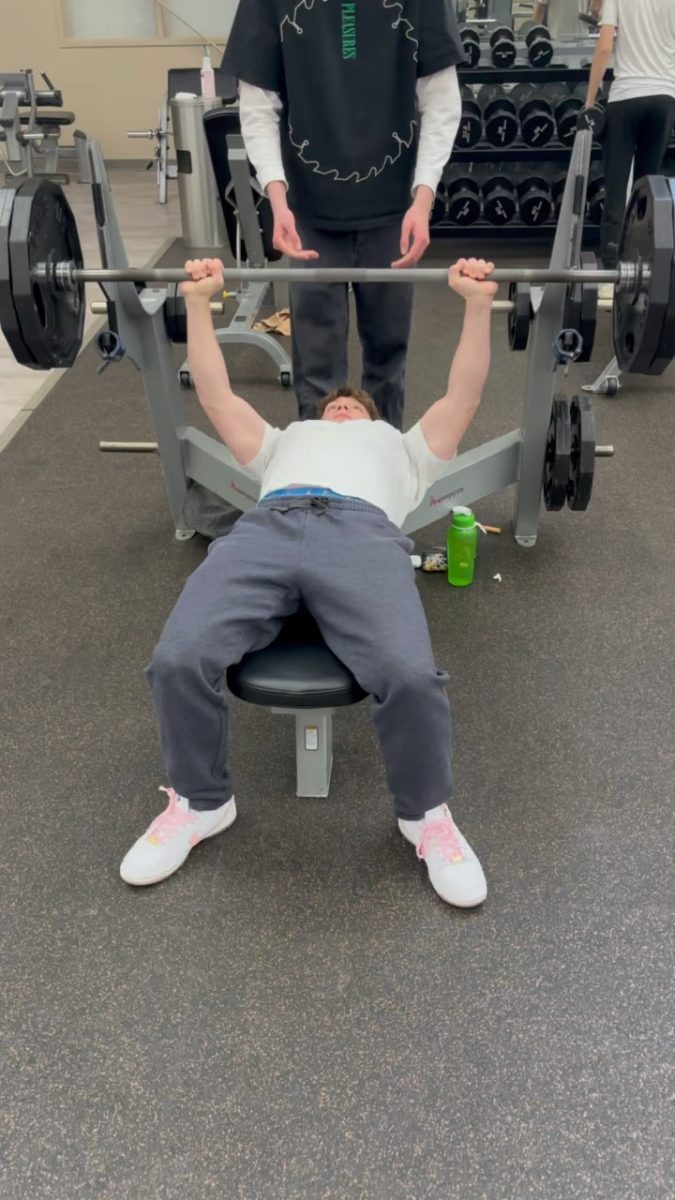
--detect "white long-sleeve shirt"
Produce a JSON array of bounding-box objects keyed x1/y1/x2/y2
[{"x1": 239, "y1": 66, "x2": 461, "y2": 200}]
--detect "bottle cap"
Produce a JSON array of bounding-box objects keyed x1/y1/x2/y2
[{"x1": 451, "y1": 506, "x2": 476, "y2": 528}]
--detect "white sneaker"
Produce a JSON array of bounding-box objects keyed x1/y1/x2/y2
[
  {"x1": 398, "y1": 804, "x2": 487, "y2": 908},
  {"x1": 120, "y1": 787, "x2": 237, "y2": 886}
]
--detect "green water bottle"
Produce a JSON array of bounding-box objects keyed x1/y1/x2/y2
[{"x1": 447, "y1": 506, "x2": 478, "y2": 587}]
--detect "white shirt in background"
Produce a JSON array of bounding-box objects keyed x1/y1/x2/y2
[
  {"x1": 540, "y1": 0, "x2": 585, "y2": 39},
  {"x1": 601, "y1": 0, "x2": 675, "y2": 103},
  {"x1": 238, "y1": 67, "x2": 462, "y2": 200}
]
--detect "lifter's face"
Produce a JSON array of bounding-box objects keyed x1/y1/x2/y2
[{"x1": 321, "y1": 398, "x2": 372, "y2": 423}]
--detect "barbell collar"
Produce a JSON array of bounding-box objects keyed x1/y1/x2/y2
[{"x1": 37, "y1": 263, "x2": 625, "y2": 289}]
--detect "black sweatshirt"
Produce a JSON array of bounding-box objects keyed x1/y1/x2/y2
[{"x1": 222, "y1": 0, "x2": 463, "y2": 229}]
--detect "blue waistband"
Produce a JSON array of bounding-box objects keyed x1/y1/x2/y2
[{"x1": 260, "y1": 486, "x2": 360, "y2": 502}]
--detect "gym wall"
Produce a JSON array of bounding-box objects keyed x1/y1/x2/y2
[{"x1": 4, "y1": 1, "x2": 232, "y2": 160}]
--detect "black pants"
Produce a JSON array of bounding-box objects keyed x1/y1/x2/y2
[
  {"x1": 601, "y1": 95, "x2": 675, "y2": 268},
  {"x1": 290, "y1": 220, "x2": 414, "y2": 429}
]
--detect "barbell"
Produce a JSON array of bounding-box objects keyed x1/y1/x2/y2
[{"x1": 1, "y1": 174, "x2": 675, "y2": 377}]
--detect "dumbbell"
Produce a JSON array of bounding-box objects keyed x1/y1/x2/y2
[
  {"x1": 478, "y1": 85, "x2": 519, "y2": 149},
  {"x1": 550, "y1": 170, "x2": 567, "y2": 217},
  {"x1": 460, "y1": 26, "x2": 481, "y2": 68},
  {"x1": 542, "y1": 82, "x2": 583, "y2": 146},
  {"x1": 430, "y1": 185, "x2": 447, "y2": 226},
  {"x1": 587, "y1": 168, "x2": 606, "y2": 224},
  {"x1": 569, "y1": 83, "x2": 606, "y2": 141},
  {"x1": 489, "y1": 26, "x2": 517, "y2": 69},
  {"x1": 520, "y1": 21, "x2": 554, "y2": 68},
  {"x1": 445, "y1": 173, "x2": 481, "y2": 226},
  {"x1": 511, "y1": 83, "x2": 556, "y2": 148},
  {"x1": 457, "y1": 85, "x2": 483, "y2": 150},
  {"x1": 513, "y1": 169, "x2": 554, "y2": 226},
  {"x1": 481, "y1": 172, "x2": 517, "y2": 226}
]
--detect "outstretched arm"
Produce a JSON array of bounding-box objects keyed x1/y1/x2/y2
[
  {"x1": 181, "y1": 259, "x2": 268, "y2": 465},
  {"x1": 419, "y1": 259, "x2": 497, "y2": 461},
  {"x1": 586, "y1": 22, "x2": 616, "y2": 108}
]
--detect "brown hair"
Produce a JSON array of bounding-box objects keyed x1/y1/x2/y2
[{"x1": 316, "y1": 386, "x2": 379, "y2": 421}]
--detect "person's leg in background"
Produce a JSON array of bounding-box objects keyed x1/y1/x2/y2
[
  {"x1": 600, "y1": 98, "x2": 642, "y2": 269},
  {"x1": 290, "y1": 222, "x2": 352, "y2": 420},
  {"x1": 352, "y1": 223, "x2": 414, "y2": 430},
  {"x1": 634, "y1": 95, "x2": 675, "y2": 179}
]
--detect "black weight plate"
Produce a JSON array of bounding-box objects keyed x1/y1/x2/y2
[
  {"x1": 646, "y1": 176, "x2": 675, "y2": 374},
  {"x1": 0, "y1": 186, "x2": 37, "y2": 367},
  {"x1": 508, "y1": 282, "x2": 531, "y2": 351},
  {"x1": 577, "y1": 251, "x2": 598, "y2": 363},
  {"x1": 543, "y1": 395, "x2": 572, "y2": 512},
  {"x1": 461, "y1": 28, "x2": 480, "y2": 67},
  {"x1": 8, "y1": 179, "x2": 84, "y2": 370},
  {"x1": 431, "y1": 190, "x2": 447, "y2": 226},
  {"x1": 524, "y1": 23, "x2": 551, "y2": 46},
  {"x1": 164, "y1": 282, "x2": 188, "y2": 344},
  {"x1": 557, "y1": 99, "x2": 583, "y2": 145},
  {"x1": 614, "y1": 175, "x2": 675, "y2": 374},
  {"x1": 567, "y1": 396, "x2": 595, "y2": 511}
]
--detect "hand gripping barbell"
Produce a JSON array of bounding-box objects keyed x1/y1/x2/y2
[{"x1": 1, "y1": 175, "x2": 675, "y2": 377}]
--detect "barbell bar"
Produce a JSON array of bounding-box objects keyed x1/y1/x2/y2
[
  {"x1": 45, "y1": 264, "x2": 630, "y2": 288},
  {"x1": 2, "y1": 174, "x2": 674, "y2": 374}
]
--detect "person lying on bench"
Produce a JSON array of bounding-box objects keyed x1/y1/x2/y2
[{"x1": 120, "y1": 257, "x2": 497, "y2": 908}]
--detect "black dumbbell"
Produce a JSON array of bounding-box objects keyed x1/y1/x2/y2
[
  {"x1": 514, "y1": 169, "x2": 554, "y2": 226},
  {"x1": 460, "y1": 26, "x2": 481, "y2": 68},
  {"x1": 446, "y1": 173, "x2": 482, "y2": 226},
  {"x1": 521, "y1": 21, "x2": 554, "y2": 68},
  {"x1": 489, "y1": 26, "x2": 517, "y2": 69},
  {"x1": 569, "y1": 83, "x2": 606, "y2": 140},
  {"x1": 481, "y1": 173, "x2": 517, "y2": 226},
  {"x1": 457, "y1": 85, "x2": 483, "y2": 149},
  {"x1": 478, "y1": 85, "x2": 519, "y2": 149},
  {"x1": 430, "y1": 185, "x2": 447, "y2": 226},
  {"x1": 511, "y1": 83, "x2": 556, "y2": 148},
  {"x1": 587, "y1": 168, "x2": 606, "y2": 224},
  {"x1": 550, "y1": 170, "x2": 567, "y2": 217},
  {"x1": 542, "y1": 82, "x2": 583, "y2": 146}
]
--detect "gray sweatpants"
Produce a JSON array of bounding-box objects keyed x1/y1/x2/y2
[
  {"x1": 147, "y1": 496, "x2": 453, "y2": 821},
  {"x1": 290, "y1": 221, "x2": 414, "y2": 429}
]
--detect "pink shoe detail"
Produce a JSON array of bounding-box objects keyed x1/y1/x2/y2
[
  {"x1": 416, "y1": 805, "x2": 465, "y2": 864},
  {"x1": 145, "y1": 787, "x2": 197, "y2": 846}
]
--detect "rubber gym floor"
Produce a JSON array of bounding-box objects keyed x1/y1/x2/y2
[{"x1": 1, "y1": 241, "x2": 673, "y2": 1200}]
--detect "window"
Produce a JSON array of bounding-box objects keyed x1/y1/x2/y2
[{"x1": 62, "y1": 0, "x2": 238, "y2": 44}]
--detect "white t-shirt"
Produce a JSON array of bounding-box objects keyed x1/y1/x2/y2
[
  {"x1": 242, "y1": 419, "x2": 452, "y2": 528},
  {"x1": 602, "y1": 0, "x2": 675, "y2": 103},
  {"x1": 542, "y1": 0, "x2": 585, "y2": 40}
]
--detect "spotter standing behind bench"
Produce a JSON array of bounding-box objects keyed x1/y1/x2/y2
[{"x1": 121, "y1": 258, "x2": 498, "y2": 909}]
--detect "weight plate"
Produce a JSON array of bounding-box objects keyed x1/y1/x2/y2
[
  {"x1": 543, "y1": 395, "x2": 572, "y2": 512},
  {"x1": 457, "y1": 106, "x2": 482, "y2": 148},
  {"x1": 613, "y1": 175, "x2": 675, "y2": 375},
  {"x1": 508, "y1": 282, "x2": 531, "y2": 351},
  {"x1": 0, "y1": 187, "x2": 37, "y2": 367},
  {"x1": 528, "y1": 38, "x2": 553, "y2": 68},
  {"x1": 646, "y1": 176, "x2": 675, "y2": 374},
  {"x1": 447, "y1": 182, "x2": 481, "y2": 226},
  {"x1": 491, "y1": 39, "x2": 516, "y2": 68},
  {"x1": 483, "y1": 179, "x2": 516, "y2": 226},
  {"x1": 577, "y1": 251, "x2": 598, "y2": 363},
  {"x1": 164, "y1": 282, "x2": 187, "y2": 344},
  {"x1": 8, "y1": 179, "x2": 84, "y2": 370},
  {"x1": 519, "y1": 184, "x2": 553, "y2": 227},
  {"x1": 567, "y1": 396, "x2": 595, "y2": 511}
]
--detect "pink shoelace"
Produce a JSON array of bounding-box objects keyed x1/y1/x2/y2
[
  {"x1": 416, "y1": 806, "x2": 465, "y2": 864},
  {"x1": 146, "y1": 786, "x2": 198, "y2": 845}
]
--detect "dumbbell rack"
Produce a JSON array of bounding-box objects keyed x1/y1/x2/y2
[{"x1": 433, "y1": 51, "x2": 610, "y2": 244}]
